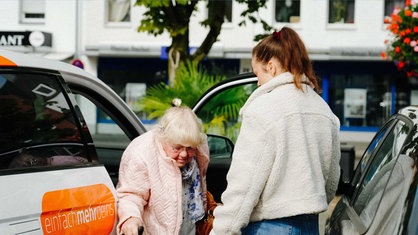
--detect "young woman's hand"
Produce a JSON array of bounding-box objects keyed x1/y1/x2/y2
[{"x1": 120, "y1": 217, "x2": 142, "y2": 235}]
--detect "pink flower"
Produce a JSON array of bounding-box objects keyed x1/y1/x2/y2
[
  {"x1": 413, "y1": 12, "x2": 418, "y2": 18},
  {"x1": 411, "y1": 40, "x2": 417, "y2": 47},
  {"x1": 415, "y1": 46, "x2": 418, "y2": 52}
]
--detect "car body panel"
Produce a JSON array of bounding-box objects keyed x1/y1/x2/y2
[
  {"x1": 0, "y1": 166, "x2": 116, "y2": 235},
  {"x1": 325, "y1": 106, "x2": 418, "y2": 235},
  {"x1": 0, "y1": 49, "x2": 147, "y2": 234}
]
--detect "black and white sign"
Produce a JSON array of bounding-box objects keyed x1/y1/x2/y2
[{"x1": 0, "y1": 31, "x2": 52, "y2": 47}]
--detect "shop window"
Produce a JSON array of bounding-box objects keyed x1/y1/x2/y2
[
  {"x1": 328, "y1": 0, "x2": 355, "y2": 24},
  {"x1": 275, "y1": 0, "x2": 300, "y2": 23},
  {"x1": 107, "y1": 0, "x2": 131, "y2": 23},
  {"x1": 316, "y1": 61, "x2": 415, "y2": 130},
  {"x1": 384, "y1": 0, "x2": 405, "y2": 24},
  {"x1": 208, "y1": 0, "x2": 232, "y2": 23},
  {"x1": 20, "y1": 0, "x2": 45, "y2": 24},
  {"x1": 97, "y1": 57, "x2": 168, "y2": 124},
  {"x1": 328, "y1": 73, "x2": 392, "y2": 128}
]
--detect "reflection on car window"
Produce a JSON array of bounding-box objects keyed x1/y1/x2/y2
[
  {"x1": 0, "y1": 73, "x2": 89, "y2": 170},
  {"x1": 73, "y1": 93, "x2": 130, "y2": 182},
  {"x1": 8, "y1": 146, "x2": 88, "y2": 168},
  {"x1": 350, "y1": 120, "x2": 394, "y2": 188},
  {"x1": 207, "y1": 135, "x2": 233, "y2": 159},
  {"x1": 352, "y1": 119, "x2": 409, "y2": 230},
  {"x1": 74, "y1": 94, "x2": 130, "y2": 149},
  {"x1": 196, "y1": 83, "x2": 257, "y2": 143}
]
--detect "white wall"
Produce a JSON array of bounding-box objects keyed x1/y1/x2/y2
[
  {"x1": 80, "y1": 0, "x2": 390, "y2": 57},
  {"x1": 0, "y1": 0, "x2": 387, "y2": 149},
  {"x1": 0, "y1": 0, "x2": 76, "y2": 54},
  {"x1": 0, "y1": 0, "x2": 391, "y2": 58}
]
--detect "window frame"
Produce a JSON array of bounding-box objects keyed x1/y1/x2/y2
[
  {"x1": 274, "y1": 0, "x2": 301, "y2": 24},
  {"x1": 105, "y1": 0, "x2": 131, "y2": 27},
  {"x1": 20, "y1": 0, "x2": 46, "y2": 24},
  {"x1": 327, "y1": 0, "x2": 356, "y2": 25},
  {"x1": 383, "y1": 0, "x2": 405, "y2": 24}
]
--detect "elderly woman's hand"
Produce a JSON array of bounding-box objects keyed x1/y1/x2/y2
[{"x1": 120, "y1": 217, "x2": 142, "y2": 235}]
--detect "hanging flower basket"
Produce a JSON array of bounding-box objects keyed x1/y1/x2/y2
[{"x1": 383, "y1": 0, "x2": 418, "y2": 77}]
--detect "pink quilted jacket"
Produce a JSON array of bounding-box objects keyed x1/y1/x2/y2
[{"x1": 116, "y1": 129, "x2": 209, "y2": 235}]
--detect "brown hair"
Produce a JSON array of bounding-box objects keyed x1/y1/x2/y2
[{"x1": 252, "y1": 27, "x2": 320, "y2": 91}]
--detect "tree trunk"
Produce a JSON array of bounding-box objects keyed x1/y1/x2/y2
[
  {"x1": 192, "y1": 0, "x2": 226, "y2": 62},
  {"x1": 168, "y1": 30, "x2": 190, "y2": 86}
]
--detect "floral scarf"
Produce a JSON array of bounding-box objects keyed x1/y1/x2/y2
[{"x1": 181, "y1": 158, "x2": 205, "y2": 223}]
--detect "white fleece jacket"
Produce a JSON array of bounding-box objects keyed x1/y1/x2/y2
[{"x1": 211, "y1": 72, "x2": 341, "y2": 235}]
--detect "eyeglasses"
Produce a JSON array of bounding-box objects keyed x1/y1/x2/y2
[{"x1": 171, "y1": 145, "x2": 197, "y2": 154}]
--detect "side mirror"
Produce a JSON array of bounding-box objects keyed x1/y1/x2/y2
[
  {"x1": 207, "y1": 134, "x2": 234, "y2": 159},
  {"x1": 337, "y1": 144, "x2": 356, "y2": 195},
  {"x1": 336, "y1": 168, "x2": 352, "y2": 195},
  {"x1": 206, "y1": 134, "x2": 234, "y2": 202}
]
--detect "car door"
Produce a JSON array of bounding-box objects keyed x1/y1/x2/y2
[
  {"x1": 192, "y1": 73, "x2": 258, "y2": 201},
  {"x1": 0, "y1": 69, "x2": 118, "y2": 235},
  {"x1": 325, "y1": 114, "x2": 416, "y2": 234},
  {"x1": 62, "y1": 71, "x2": 147, "y2": 185}
]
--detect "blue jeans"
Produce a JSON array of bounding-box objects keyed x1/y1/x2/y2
[{"x1": 241, "y1": 214, "x2": 319, "y2": 235}]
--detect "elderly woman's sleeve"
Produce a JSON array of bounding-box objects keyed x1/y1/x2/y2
[{"x1": 116, "y1": 140, "x2": 150, "y2": 234}]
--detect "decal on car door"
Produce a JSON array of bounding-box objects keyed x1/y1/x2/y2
[
  {"x1": 0, "y1": 56, "x2": 16, "y2": 66},
  {"x1": 40, "y1": 184, "x2": 116, "y2": 234}
]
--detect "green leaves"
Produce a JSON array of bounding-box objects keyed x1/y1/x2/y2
[
  {"x1": 135, "y1": 61, "x2": 224, "y2": 120},
  {"x1": 385, "y1": 3, "x2": 418, "y2": 77}
]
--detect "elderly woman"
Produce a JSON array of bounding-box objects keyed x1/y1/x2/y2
[{"x1": 116, "y1": 104, "x2": 210, "y2": 235}]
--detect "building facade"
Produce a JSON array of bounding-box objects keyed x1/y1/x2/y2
[{"x1": 0, "y1": 0, "x2": 415, "y2": 151}]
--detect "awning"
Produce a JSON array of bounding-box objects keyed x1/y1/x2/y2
[
  {"x1": 0, "y1": 47, "x2": 74, "y2": 61},
  {"x1": 42, "y1": 52, "x2": 74, "y2": 61}
]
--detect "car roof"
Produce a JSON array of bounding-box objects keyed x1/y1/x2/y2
[
  {"x1": 192, "y1": 72, "x2": 257, "y2": 113},
  {"x1": 0, "y1": 49, "x2": 147, "y2": 137},
  {"x1": 0, "y1": 49, "x2": 97, "y2": 80},
  {"x1": 398, "y1": 105, "x2": 418, "y2": 123}
]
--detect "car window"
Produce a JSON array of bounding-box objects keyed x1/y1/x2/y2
[
  {"x1": 0, "y1": 73, "x2": 91, "y2": 170},
  {"x1": 74, "y1": 94, "x2": 131, "y2": 148},
  {"x1": 349, "y1": 120, "x2": 395, "y2": 191},
  {"x1": 195, "y1": 83, "x2": 257, "y2": 143},
  {"x1": 73, "y1": 94, "x2": 131, "y2": 186},
  {"x1": 351, "y1": 119, "x2": 409, "y2": 230}
]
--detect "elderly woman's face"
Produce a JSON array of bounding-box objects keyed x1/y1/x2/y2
[{"x1": 164, "y1": 143, "x2": 197, "y2": 167}]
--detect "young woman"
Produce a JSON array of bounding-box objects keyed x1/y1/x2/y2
[{"x1": 211, "y1": 27, "x2": 341, "y2": 235}]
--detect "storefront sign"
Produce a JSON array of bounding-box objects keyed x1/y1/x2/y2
[
  {"x1": 0, "y1": 31, "x2": 52, "y2": 47},
  {"x1": 330, "y1": 47, "x2": 383, "y2": 57}
]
